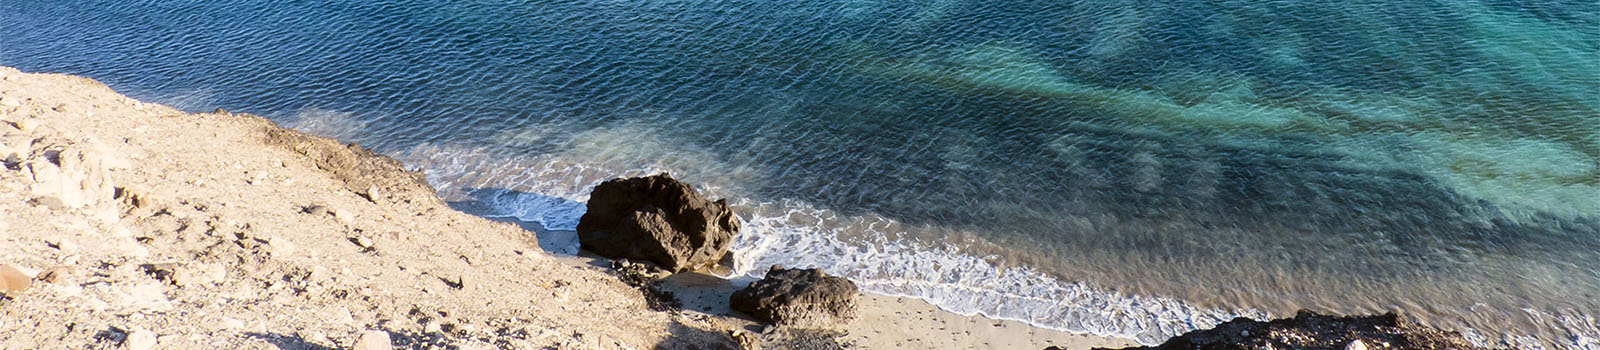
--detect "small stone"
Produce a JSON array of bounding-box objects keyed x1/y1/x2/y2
[
  {"x1": 125, "y1": 329, "x2": 157, "y2": 350},
  {"x1": 303, "y1": 204, "x2": 328, "y2": 216},
  {"x1": 349, "y1": 236, "x2": 376, "y2": 251},
  {"x1": 139, "y1": 263, "x2": 180, "y2": 284},
  {"x1": 173, "y1": 263, "x2": 225, "y2": 287},
  {"x1": 424, "y1": 320, "x2": 443, "y2": 334},
  {"x1": 44, "y1": 237, "x2": 79, "y2": 252},
  {"x1": 1, "y1": 265, "x2": 32, "y2": 292},
  {"x1": 270, "y1": 236, "x2": 297, "y2": 257},
  {"x1": 1347, "y1": 339, "x2": 1369, "y2": 350},
  {"x1": 438, "y1": 274, "x2": 464, "y2": 290},
  {"x1": 355, "y1": 330, "x2": 392, "y2": 350},
  {"x1": 0, "y1": 96, "x2": 20, "y2": 108},
  {"x1": 36, "y1": 266, "x2": 71, "y2": 284},
  {"x1": 358, "y1": 185, "x2": 380, "y2": 202},
  {"x1": 298, "y1": 330, "x2": 328, "y2": 345},
  {"x1": 31, "y1": 196, "x2": 67, "y2": 211},
  {"x1": 730, "y1": 329, "x2": 760, "y2": 350},
  {"x1": 14, "y1": 118, "x2": 36, "y2": 132}
]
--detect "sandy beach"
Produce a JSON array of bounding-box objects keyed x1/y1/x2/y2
[{"x1": 0, "y1": 66, "x2": 1137, "y2": 349}]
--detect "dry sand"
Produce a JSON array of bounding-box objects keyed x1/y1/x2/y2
[{"x1": 0, "y1": 66, "x2": 1135, "y2": 350}]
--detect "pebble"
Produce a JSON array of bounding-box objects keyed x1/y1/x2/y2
[
  {"x1": 350, "y1": 236, "x2": 376, "y2": 251},
  {"x1": 14, "y1": 118, "x2": 36, "y2": 132},
  {"x1": 0, "y1": 96, "x2": 20, "y2": 108},
  {"x1": 36, "y1": 266, "x2": 72, "y2": 284},
  {"x1": 1347, "y1": 339, "x2": 1369, "y2": 350},
  {"x1": 45, "y1": 237, "x2": 79, "y2": 252},
  {"x1": 125, "y1": 329, "x2": 157, "y2": 350},
  {"x1": 1, "y1": 265, "x2": 31, "y2": 292},
  {"x1": 270, "y1": 236, "x2": 297, "y2": 257},
  {"x1": 355, "y1": 330, "x2": 392, "y2": 350},
  {"x1": 303, "y1": 204, "x2": 328, "y2": 216},
  {"x1": 298, "y1": 330, "x2": 329, "y2": 345}
]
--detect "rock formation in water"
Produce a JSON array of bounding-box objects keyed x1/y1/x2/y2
[
  {"x1": 575, "y1": 173, "x2": 740, "y2": 272},
  {"x1": 1081, "y1": 310, "x2": 1503, "y2": 350},
  {"x1": 731, "y1": 266, "x2": 859, "y2": 328}
]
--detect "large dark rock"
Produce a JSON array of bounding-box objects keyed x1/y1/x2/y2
[
  {"x1": 731, "y1": 266, "x2": 859, "y2": 328},
  {"x1": 576, "y1": 173, "x2": 740, "y2": 272},
  {"x1": 1084, "y1": 310, "x2": 1505, "y2": 350}
]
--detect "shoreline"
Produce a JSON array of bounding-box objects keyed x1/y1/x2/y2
[{"x1": 0, "y1": 66, "x2": 1138, "y2": 349}]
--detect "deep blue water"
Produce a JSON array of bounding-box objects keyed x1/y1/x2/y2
[{"x1": 4, "y1": 0, "x2": 1598, "y2": 347}]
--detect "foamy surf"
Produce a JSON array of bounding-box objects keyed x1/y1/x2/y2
[
  {"x1": 392, "y1": 140, "x2": 1264, "y2": 344},
  {"x1": 387, "y1": 139, "x2": 1599, "y2": 350}
]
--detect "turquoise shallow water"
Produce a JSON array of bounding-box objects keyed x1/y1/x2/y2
[{"x1": 3, "y1": 0, "x2": 1598, "y2": 347}]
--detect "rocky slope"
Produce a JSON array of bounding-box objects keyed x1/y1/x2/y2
[{"x1": 0, "y1": 66, "x2": 739, "y2": 349}]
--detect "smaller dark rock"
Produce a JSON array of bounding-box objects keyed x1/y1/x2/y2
[
  {"x1": 731, "y1": 266, "x2": 858, "y2": 328},
  {"x1": 302, "y1": 204, "x2": 327, "y2": 216},
  {"x1": 139, "y1": 263, "x2": 179, "y2": 284},
  {"x1": 1092, "y1": 310, "x2": 1507, "y2": 350}
]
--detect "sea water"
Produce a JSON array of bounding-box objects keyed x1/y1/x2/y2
[{"x1": 3, "y1": 0, "x2": 1596, "y2": 347}]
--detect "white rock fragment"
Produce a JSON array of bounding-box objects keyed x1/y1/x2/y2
[
  {"x1": 14, "y1": 118, "x2": 36, "y2": 132},
  {"x1": 270, "y1": 236, "x2": 297, "y2": 257},
  {"x1": 0, "y1": 95, "x2": 20, "y2": 108},
  {"x1": 1347, "y1": 339, "x2": 1369, "y2": 350},
  {"x1": 355, "y1": 330, "x2": 392, "y2": 350},
  {"x1": 124, "y1": 329, "x2": 157, "y2": 350},
  {"x1": 45, "y1": 237, "x2": 79, "y2": 252}
]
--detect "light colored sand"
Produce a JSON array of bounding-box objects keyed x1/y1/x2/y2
[
  {"x1": 0, "y1": 65, "x2": 1137, "y2": 350},
  {"x1": 842, "y1": 293, "x2": 1136, "y2": 349},
  {"x1": 654, "y1": 264, "x2": 1137, "y2": 349}
]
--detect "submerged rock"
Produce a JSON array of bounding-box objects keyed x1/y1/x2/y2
[
  {"x1": 575, "y1": 173, "x2": 739, "y2": 272},
  {"x1": 1088, "y1": 310, "x2": 1504, "y2": 350},
  {"x1": 730, "y1": 266, "x2": 858, "y2": 328}
]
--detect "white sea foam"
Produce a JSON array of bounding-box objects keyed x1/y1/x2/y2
[{"x1": 728, "y1": 199, "x2": 1267, "y2": 344}]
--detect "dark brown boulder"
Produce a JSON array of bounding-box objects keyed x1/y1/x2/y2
[
  {"x1": 1083, "y1": 310, "x2": 1505, "y2": 350},
  {"x1": 731, "y1": 266, "x2": 859, "y2": 328},
  {"x1": 576, "y1": 173, "x2": 740, "y2": 272}
]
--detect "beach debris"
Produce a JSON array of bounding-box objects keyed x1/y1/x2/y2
[
  {"x1": 730, "y1": 266, "x2": 859, "y2": 328},
  {"x1": 576, "y1": 173, "x2": 740, "y2": 272}
]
